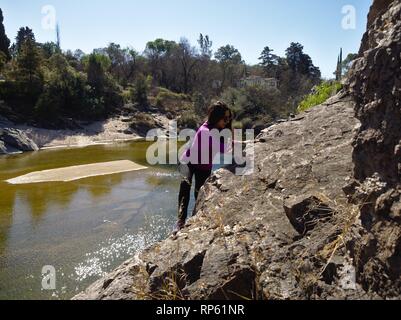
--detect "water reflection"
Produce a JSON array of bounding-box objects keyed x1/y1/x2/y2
[{"x1": 0, "y1": 141, "x2": 182, "y2": 299}]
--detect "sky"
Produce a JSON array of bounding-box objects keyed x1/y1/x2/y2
[{"x1": 1, "y1": 0, "x2": 372, "y2": 78}]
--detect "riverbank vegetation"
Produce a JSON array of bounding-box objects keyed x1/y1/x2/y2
[
  {"x1": 0, "y1": 8, "x2": 324, "y2": 131},
  {"x1": 297, "y1": 81, "x2": 343, "y2": 113}
]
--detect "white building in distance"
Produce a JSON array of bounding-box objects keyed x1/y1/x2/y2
[{"x1": 238, "y1": 75, "x2": 278, "y2": 90}]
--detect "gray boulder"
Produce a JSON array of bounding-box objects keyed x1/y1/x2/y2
[{"x1": 0, "y1": 128, "x2": 39, "y2": 154}]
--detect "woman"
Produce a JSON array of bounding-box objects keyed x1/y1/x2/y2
[{"x1": 176, "y1": 101, "x2": 233, "y2": 231}]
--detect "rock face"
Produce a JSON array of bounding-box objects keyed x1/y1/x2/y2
[
  {"x1": 0, "y1": 127, "x2": 39, "y2": 154},
  {"x1": 344, "y1": 0, "x2": 401, "y2": 298},
  {"x1": 75, "y1": 0, "x2": 401, "y2": 300},
  {"x1": 75, "y1": 96, "x2": 367, "y2": 300}
]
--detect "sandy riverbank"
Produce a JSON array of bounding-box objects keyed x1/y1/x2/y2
[{"x1": 0, "y1": 114, "x2": 171, "y2": 151}]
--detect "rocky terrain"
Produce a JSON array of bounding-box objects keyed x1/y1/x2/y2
[
  {"x1": 0, "y1": 113, "x2": 171, "y2": 155},
  {"x1": 344, "y1": 0, "x2": 401, "y2": 298},
  {"x1": 74, "y1": 0, "x2": 400, "y2": 300},
  {"x1": 0, "y1": 123, "x2": 39, "y2": 154}
]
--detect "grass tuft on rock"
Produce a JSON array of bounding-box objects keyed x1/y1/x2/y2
[{"x1": 298, "y1": 81, "x2": 343, "y2": 113}]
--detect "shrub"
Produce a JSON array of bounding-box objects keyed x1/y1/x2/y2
[
  {"x1": 177, "y1": 111, "x2": 201, "y2": 130},
  {"x1": 297, "y1": 81, "x2": 343, "y2": 112},
  {"x1": 129, "y1": 112, "x2": 159, "y2": 136},
  {"x1": 132, "y1": 74, "x2": 151, "y2": 107},
  {"x1": 153, "y1": 87, "x2": 191, "y2": 116}
]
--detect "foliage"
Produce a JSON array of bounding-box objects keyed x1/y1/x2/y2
[
  {"x1": 297, "y1": 81, "x2": 343, "y2": 112},
  {"x1": 132, "y1": 74, "x2": 152, "y2": 107},
  {"x1": 259, "y1": 46, "x2": 279, "y2": 77},
  {"x1": 153, "y1": 87, "x2": 191, "y2": 117},
  {"x1": 35, "y1": 53, "x2": 93, "y2": 123},
  {"x1": 285, "y1": 42, "x2": 321, "y2": 81},
  {"x1": 0, "y1": 9, "x2": 10, "y2": 61},
  {"x1": 220, "y1": 86, "x2": 284, "y2": 127},
  {"x1": 0, "y1": 8, "x2": 325, "y2": 130},
  {"x1": 177, "y1": 110, "x2": 201, "y2": 130},
  {"x1": 129, "y1": 112, "x2": 159, "y2": 135},
  {"x1": 15, "y1": 27, "x2": 35, "y2": 53}
]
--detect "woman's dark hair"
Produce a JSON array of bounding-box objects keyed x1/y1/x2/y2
[{"x1": 207, "y1": 101, "x2": 233, "y2": 130}]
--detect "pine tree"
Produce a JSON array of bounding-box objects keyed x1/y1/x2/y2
[
  {"x1": 0, "y1": 8, "x2": 11, "y2": 60},
  {"x1": 16, "y1": 38, "x2": 42, "y2": 84},
  {"x1": 259, "y1": 46, "x2": 279, "y2": 77},
  {"x1": 335, "y1": 48, "x2": 343, "y2": 81},
  {"x1": 15, "y1": 27, "x2": 35, "y2": 53}
]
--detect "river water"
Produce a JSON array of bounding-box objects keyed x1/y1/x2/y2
[{"x1": 0, "y1": 141, "x2": 189, "y2": 300}]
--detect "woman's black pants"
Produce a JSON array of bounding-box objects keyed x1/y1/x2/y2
[{"x1": 178, "y1": 164, "x2": 211, "y2": 221}]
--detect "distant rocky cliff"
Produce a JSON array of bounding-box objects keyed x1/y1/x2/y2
[{"x1": 74, "y1": 0, "x2": 400, "y2": 300}]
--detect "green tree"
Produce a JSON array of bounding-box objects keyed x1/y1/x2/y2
[
  {"x1": 132, "y1": 74, "x2": 151, "y2": 106},
  {"x1": 285, "y1": 42, "x2": 321, "y2": 81},
  {"x1": 16, "y1": 38, "x2": 43, "y2": 84},
  {"x1": 15, "y1": 27, "x2": 35, "y2": 53},
  {"x1": 105, "y1": 43, "x2": 139, "y2": 86},
  {"x1": 0, "y1": 50, "x2": 7, "y2": 73},
  {"x1": 145, "y1": 38, "x2": 177, "y2": 88},
  {"x1": 86, "y1": 53, "x2": 109, "y2": 95},
  {"x1": 0, "y1": 9, "x2": 10, "y2": 61},
  {"x1": 40, "y1": 42, "x2": 59, "y2": 59},
  {"x1": 259, "y1": 46, "x2": 279, "y2": 77},
  {"x1": 335, "y1": 48, "x2": 343, "y2": 81},
  {"x1": 35, "y1": 53, "x2": 89, "y2": 123}
]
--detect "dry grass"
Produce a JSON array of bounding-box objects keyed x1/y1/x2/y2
[{"x1": 292, "y1": 192, "x2": 372, "y2": 296}]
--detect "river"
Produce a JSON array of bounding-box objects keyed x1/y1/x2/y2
[{"x1": 0, "y1": 140, "x2": 190, "y2": 300}]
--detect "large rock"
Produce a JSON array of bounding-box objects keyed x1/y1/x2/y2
[
  {"x1": 0, "y1": 128, "x2": 39, "y2": 154},
  {"x1": 344, "y1": 0, "x2": 401, "y2": 298},
  {"x1": 75, "y1": 96, "x2": 367, "y2": 300}
]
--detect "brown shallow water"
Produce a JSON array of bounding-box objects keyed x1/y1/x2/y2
[{"x1": 0, "y1": 141, "x2": 188, "y2": 300}]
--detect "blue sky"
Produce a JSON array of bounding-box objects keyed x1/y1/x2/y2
[{"x1": 1, "y1": 0, "x2": 372, "y2": 78}]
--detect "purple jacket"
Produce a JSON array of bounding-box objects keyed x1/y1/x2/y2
[{"x1": 180, "y1": 122, "x2": 230, "y2": 171}]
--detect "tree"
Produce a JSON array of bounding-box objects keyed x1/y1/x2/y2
[
  {"x1": 0, "y1": 51, "x2": 6, "y2": 71},
  {"x1": 132, "y1": 74, "x2": 151, "y2": 106},
  {"x1": 335, "y1": 48, "x2": 343, "y2": 81},
  {"x1": 104, "y1": 43, "x2": 139, "y2": 86},
  {"x1": 16, "y1": 38, "x2": 42, "y2": 84},
  {"x1": 86, "y1": 53, "x2": 108, "y2": 95},
  {"x1": 285, "y1": 42, "x2": 321, "y2": 81},
  {"x1": 35, "y1": 53, "x2": 89, "y2": 123},
  {"x1": 15, "y1": 27, "x2": 35, "y2": 53},
  {"x1": 0, "y1": 9, "x2": 10, "y2": 61},
  {"x1": 145, "y1": 38, "x2": 177, "y2": 88},
  {"x1": 259, "y1": 46, "x2": 279, "y2": 77},
  {"x1": 198, "y1": 34, "x2": 213, "y2": 58},
  {"x1": 215, "y1": 45, "x2": 243, "y2": 88},
  {"x1": 215, "y1": 45, "x2": 242, "y2": 64},
  {"x1": 40, "y1": 42, "x2": 59, "y2": 59},
  {"x1": 175, "y1": 38, "x2": 199, "y2": 93},
  {"x1": 84, "y1": 52, "x2": 122, "y2": 116}
]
